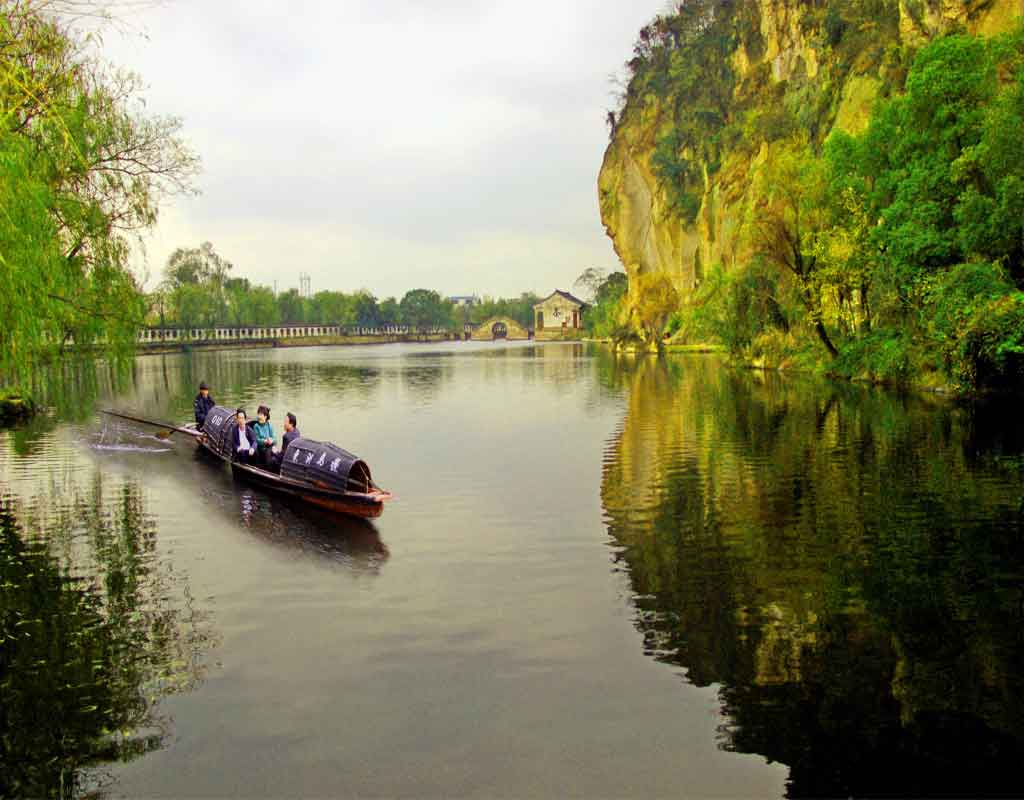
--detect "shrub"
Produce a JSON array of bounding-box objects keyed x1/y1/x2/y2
[
  {"x1": 924, "y1": 262, "x2": 1024, "y2": 390},
  {"x1": 833, "y1": 328, "x2": 914, "y2": 382},
  {"x1": 957, "y1": 293, "x2": 1024, "y2": 391}
]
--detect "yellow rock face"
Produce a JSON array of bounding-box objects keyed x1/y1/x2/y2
[
  {"x1": 900, "y1": 0, "x2": 1024, "y2": 42},
  {"x1": 598, "y1": 0, "x2": 1023, "y2": 326}
]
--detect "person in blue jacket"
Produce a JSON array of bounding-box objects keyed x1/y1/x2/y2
[{"x1": 251, "y1": 405, "x2": 275, "y2": 468}]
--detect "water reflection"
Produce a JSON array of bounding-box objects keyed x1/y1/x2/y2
[
  {"x1": 0, "y1": 475, "x2": 213, "y2": 799},
  {"x1": 600, "y1": 354, "x2": 1024, "y2": 797},
  {"x1": 232, "y1": 484, "x2": 388, "y2": 575}
]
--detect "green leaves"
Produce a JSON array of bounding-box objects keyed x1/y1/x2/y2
[
  {"x1": 0, "y1": 1, "x2": 198, "y2": 387},
  {"x1": 398, "y1": 289, "x2": 451, "y2": 333}
]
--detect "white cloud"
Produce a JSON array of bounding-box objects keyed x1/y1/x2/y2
[{"x1": 99, "y1": 0, "x2": 660, "y2": 297}]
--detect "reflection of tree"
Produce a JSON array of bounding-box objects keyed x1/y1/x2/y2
[
  {"x1": 0, "y1": 477, "x2": 213, "y2": 798},
  {"x1": 3, "y1": 360, "x2": 133, "y2": 456},
  {"x1": 400, "y1": 357, "x2": 451, "y2": 406},
  {"x1": 601, "y1": 355, "x2": 1024, "y2": 796}
]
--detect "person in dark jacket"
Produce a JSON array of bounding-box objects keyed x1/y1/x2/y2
[
  {"x1": 194, "y1": 382, "x2": 215, "y2": 428},
  {"x1": 272, "y1": 412, "x2": 300, "y2": 470},
  {"x1": 233, "y1": 408, "x2": 257, "y2": 464}
]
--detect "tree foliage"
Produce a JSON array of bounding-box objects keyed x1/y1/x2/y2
[
  {"x1": 631, "y1": 272, "x2": 679, "y2": 349},
  {"x1": 0, "y1": 0, "x2": 198, "y2": 385},
  {"x1": 672, "y1": 26, "x2": 1024, "y2": 391},
  {"x1": 578, "y1": 269, "x2": 627, "y2": 339},
  {"x1": 823, "y1": 27, "x2": 1024, "y2": 388},
  {"x1": 399, "y1": 289, "x2": 451, "y2": 333}
]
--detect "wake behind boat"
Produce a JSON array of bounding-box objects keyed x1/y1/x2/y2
[{"x1": 102, "y1": 406, "x2": 392, "y2": 519}]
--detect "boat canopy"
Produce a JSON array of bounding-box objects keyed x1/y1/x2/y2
[
  {"x1": 281, "y1": 437, "x2": 374, "y2": 493},
  {"x1": 201, "y1": 405, "x2": 240, "y2": 458}
]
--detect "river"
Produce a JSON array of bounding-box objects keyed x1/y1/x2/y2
[{"x1": 1, "y1": 341, "x2": 1022, "y2": 797}]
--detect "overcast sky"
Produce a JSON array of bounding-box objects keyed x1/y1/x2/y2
[{"x1": 95, "y1": 1, "x2": 661, "y2": 299}]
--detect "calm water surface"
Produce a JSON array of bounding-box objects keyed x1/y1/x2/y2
[{"x1": 2, "y1": 342, "x2": 1023, "y2": 798}]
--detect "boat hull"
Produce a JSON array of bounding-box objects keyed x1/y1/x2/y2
[{"x1": 229, "y1": 460, "x2": 387, "y2": 519}]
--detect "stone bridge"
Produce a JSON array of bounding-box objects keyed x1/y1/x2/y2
[{"x1": 470, "y1": 316, "x2": 531, "y2": 341}]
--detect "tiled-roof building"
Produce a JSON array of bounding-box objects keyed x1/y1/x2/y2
[{"x1": 533, "y1": 290, "x2": 588, "y2": 337}]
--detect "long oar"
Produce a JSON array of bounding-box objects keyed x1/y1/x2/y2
[{"x1": 101, "y1": 409, "x2": 203, "y2": 439}]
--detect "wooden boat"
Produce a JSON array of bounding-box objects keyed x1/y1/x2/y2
[{"x1": 102, "y1": 408, "x2": 393, "y2": 519}]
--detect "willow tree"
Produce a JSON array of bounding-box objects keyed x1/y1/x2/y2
[{"x1": 0, "y1": 1, "x2": 198, "y2": 387}]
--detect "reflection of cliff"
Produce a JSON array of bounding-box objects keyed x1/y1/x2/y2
[
  {"x1": 0, "y1": 475, "x2": 214, "y2": 798},
  {"x1": 599, "y1": 352, "x2": 1024, "y2": 796}
]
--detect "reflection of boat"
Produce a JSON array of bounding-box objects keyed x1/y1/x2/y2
[
  {"x1": 102, "y1": 408, "x2": 392, "y2": 519},
  {"x1": 229, "y1": 482, "x2": 390, "y2": 570}
]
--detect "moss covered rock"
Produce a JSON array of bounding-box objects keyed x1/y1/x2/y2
[{"x1": 0, "y1": 392, "x2": 37, "y2": 421}]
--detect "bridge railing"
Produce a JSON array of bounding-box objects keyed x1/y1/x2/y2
[{"x1": 134, "y1": 325, "x2": 463, "y2": 343}]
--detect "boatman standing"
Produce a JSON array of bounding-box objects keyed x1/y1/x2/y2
[{"x1": 194, "y1": 381, "x2": 215, "y2": 428}]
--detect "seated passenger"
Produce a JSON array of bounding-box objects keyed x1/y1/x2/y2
[
  {"x1": 233, "y1": 408, "x2": 257, "y2": 464},
  {"x1": 252, "y1": 405, "x2": 275, "y2": 468},
  {"x1": 273, "y1": 412, "x2": 300, "y2": 470}
]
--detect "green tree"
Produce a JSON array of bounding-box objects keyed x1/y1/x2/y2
[
  {"x1": 747, "y1": 137, "x2": 838, "y2": 356},
  {"x1": 164, "y1": 242, "x2": 232, "y2": 289},
  {"x1": 630, "y1": 272, "x2": 679, "y2": 348},
  {"x1": 399, "y1": 289, "x2": 452, "y2": 333},
  {"x1": 352, "y1": 290, "x2": 380, "y2": 327},
  {"x1": 585, "y1": 272, "x2": 628, "y2": 338},
  {"x1": 378, "y1": 297, "x2": 400, "y2": 326},
  {"x1": 246, "y1": 286, "x2": 279, "y2": 326},
  {"x1": 0, "y1": 1, "x2": 198, "y2": 384},
  {"x1": 277, "y1": 288, "x2": 309, "y2": 325},
  {"x1": 821, "y1": 27, "x2": 1024, "y2": 387},
  {"x1": 171, "y1": 283, "x2": 223, "y2": 328},
  {"x1": 310, "y1": 290, "x2": 352, "y2": 325},
  {"x1": 226, "y1": 281, "x2": 278, "y2": 326}
]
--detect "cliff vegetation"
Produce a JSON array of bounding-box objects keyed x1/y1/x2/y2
[{"x1": 600, "y1": 0, "x2": 1024, "y2": 393}]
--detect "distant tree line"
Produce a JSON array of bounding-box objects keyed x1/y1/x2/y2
[{"x1": 149, "y1": 242, "x2": 545, "y2": 333}]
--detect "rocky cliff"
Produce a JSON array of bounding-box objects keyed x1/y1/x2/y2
[{"x1": 599, "y1": 0, "x2": 1024, "y2": 319}]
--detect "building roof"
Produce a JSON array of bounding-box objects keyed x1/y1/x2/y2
[
  {"x1": 448, "y1": 295, "x2": 479, "y2": 304},
  {"x1": 534, "y1": 289, "x2": 588, "y2": 309}
]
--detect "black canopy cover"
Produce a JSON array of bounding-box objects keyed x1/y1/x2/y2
[
  {"x1": 200, "y1": 405, "x2": 239, "y2": 459},
  {"x1": 281, "y1": 437, "x2": 373, "y2": 493}
]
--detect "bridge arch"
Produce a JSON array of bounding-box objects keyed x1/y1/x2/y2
[{"x1": 471, "y1": 316, "x2": 530, "y2": 341}]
